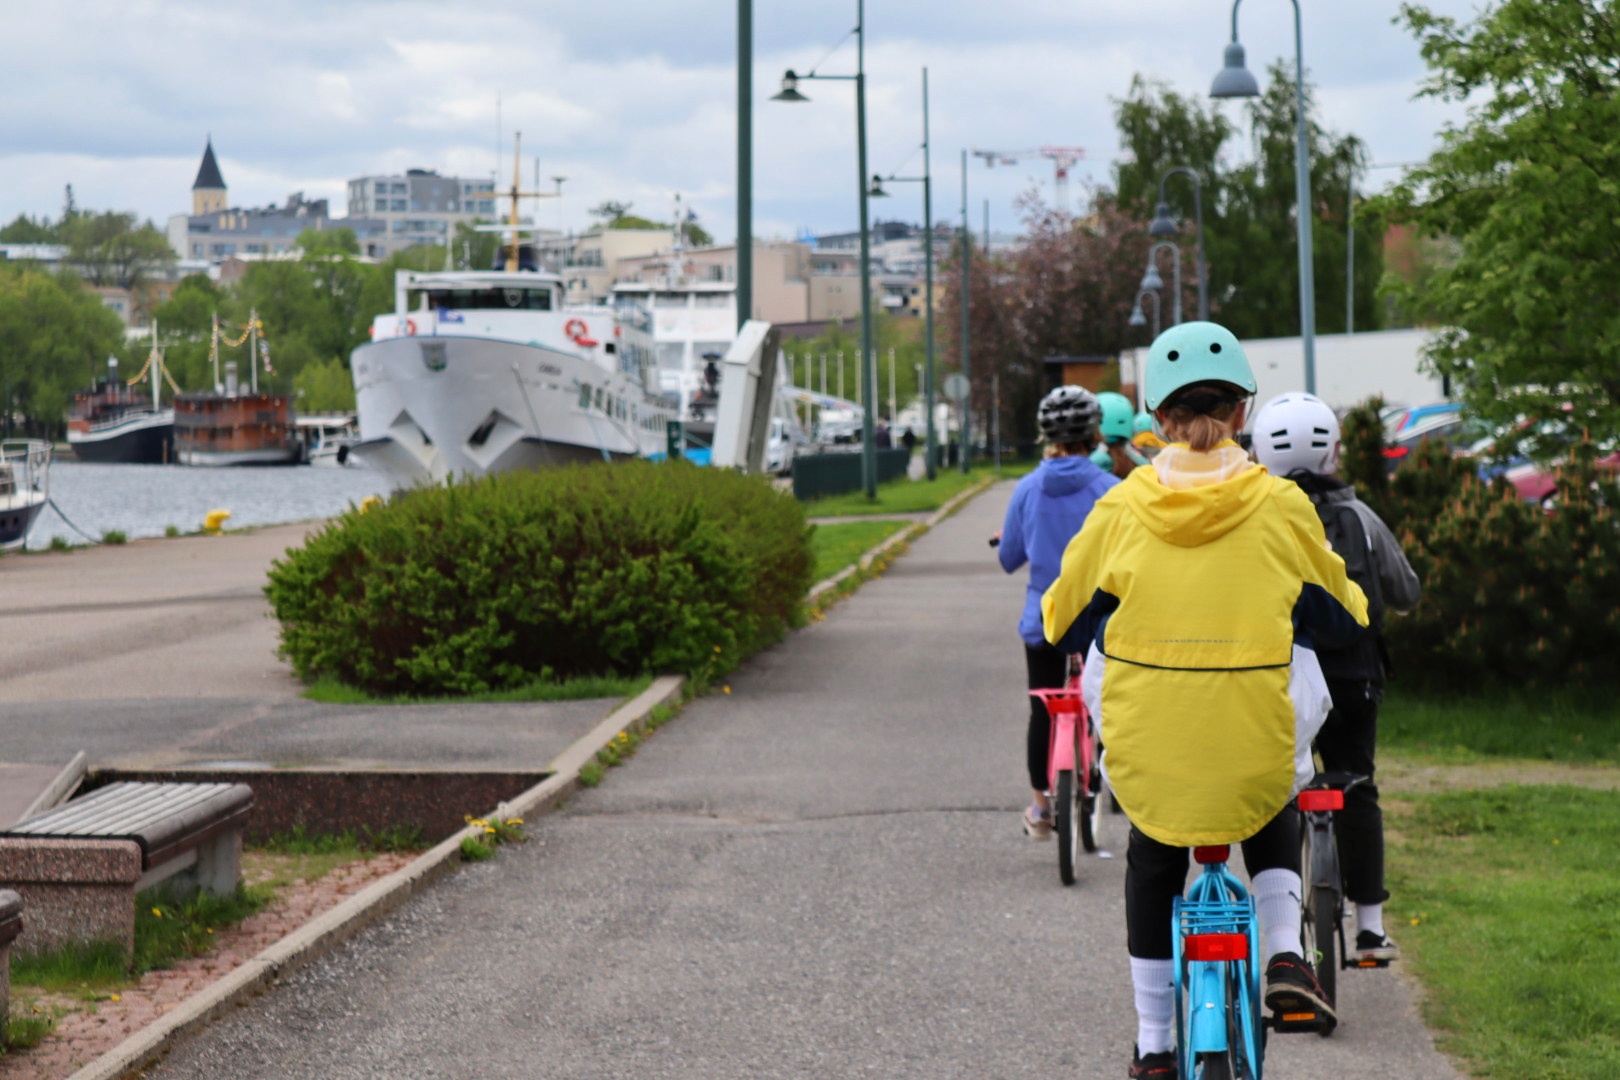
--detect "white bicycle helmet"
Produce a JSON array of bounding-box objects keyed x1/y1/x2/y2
[
  {"x1": 1037, "y1": 386, "x2": 1102, "y2": 444},
  {"x1": 1251, "y1": 392, "x2": 1341, "y2": 476}
]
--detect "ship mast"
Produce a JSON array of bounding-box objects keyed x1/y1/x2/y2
[{"x1": 487, "y1": 132, "x2": 564, "y2": 272}]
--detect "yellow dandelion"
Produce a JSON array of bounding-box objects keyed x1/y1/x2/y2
[
  {"x1": 206, "y1": 928, "x2": 214, "y2": 934},
  {"x1": 713, "y1": 645, "x2": 722, "y2": 653},
  {"x1": 469, "y1": 819, "x2": 488, "y2": 828},
  {"x1": 484, "y1": 826, "x2": 497, "y2": 835},
  {"x1": 506, "y1": 818, "x2": 523, "y2": 826},
  {"x1": 1410, "y1": 917, "x2": 1422, "y2": 926},
  {"x1": 722, "y1": 685, "x2": 732, "y2": 695},
  {"x1": 151, "y1": 907, "x2": 163, "y2": 918},
  {"x1": 111, "y1": 994, "x2": 121, "y2": 1002}
]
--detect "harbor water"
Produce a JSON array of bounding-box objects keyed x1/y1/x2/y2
[{"x1": 23, "y1": 460, "x2": 390, "y2": 549}]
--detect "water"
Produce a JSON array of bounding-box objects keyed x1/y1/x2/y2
[{"x1": 26, "y1": 461, "x2": 390, "y2": 549}]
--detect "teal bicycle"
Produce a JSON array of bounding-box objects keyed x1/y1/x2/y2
[{"x1": 1173, "y1": 844, "x2": 1265, "y2": 1080}]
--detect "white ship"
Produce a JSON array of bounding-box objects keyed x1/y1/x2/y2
[
  {"x1": 0, "y1": 439, "x2": 50, "y2": 552},
  {"x1": 348, "y1": 267, "x2": 671, "y2": 488}
]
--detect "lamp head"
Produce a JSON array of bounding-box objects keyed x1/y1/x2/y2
[
  {"x1": 1140, "y1": 264, "x2": 1165, "y2": 293},
  {"x1": 1128, "y1": 305, "x2": 1147, "y2": 328},
  {"x1": 868, "y1": 175, "x2": 890, "y2": 198},
  {"x1": 772, "y1": 70, "x2": 811, "y2": 103},
  {"x1": 1210, "y1": 42, "x2": 1261, "y2": 99},
  {"x1": 1149, "y1": 201, "x2": 1179, "y2": 237}
]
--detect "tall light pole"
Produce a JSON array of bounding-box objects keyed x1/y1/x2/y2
[
  {"x1": 1149, "y1": 166, "x2": 1208, "y2": 321},
  {"x1": 959, "y1": 149, "x2": 971, "y2": 474},
  {"x1": 1140, "y1": 241, "x2": 1183, "y2": 326},
  {"x1": 773, "y1": 0, "x2": 877, "y2": 497},
  {"x1": 869, "y1": 68, "x2": 937, "y2": 479},
  {"x1": 1129, "y1": 288, "x2": 1162, "y2": 340},
  {"x1": 736, "y1": 0, "x2": 752, "y2": 331},
  {"x1": 1211, "y1": 0, "x2": 1316, "y2": 393}
]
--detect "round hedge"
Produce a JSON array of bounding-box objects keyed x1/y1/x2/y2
[{"x1": 266, "y1": 461, "x2": 814, "y2": 696}]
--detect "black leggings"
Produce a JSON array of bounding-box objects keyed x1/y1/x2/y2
[
  {"x1": 1125, "y1": 806, "x2": 1301, "y2": 960},
  {"x1": 1317, "y1": 678, "x2": 1389, "y2": 905},
  {"x1": 1024, "y1": 641, "x2": 1069, "y2": 792}
]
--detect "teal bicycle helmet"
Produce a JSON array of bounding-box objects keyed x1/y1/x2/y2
[
  {"x1": 1097, "y1": 392, "x2": 1135, "y2": 443},
  {"x1": 1089, "y1": 445, "x2": 1114, "y2": 469},
  {"x1": 1133, "y1": 411, "x2": 1156, "y2": 436},
  {"x1": 1143, "y1": 321, "x2": 1256, "y2": 411}
]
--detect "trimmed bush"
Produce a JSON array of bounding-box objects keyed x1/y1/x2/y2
[
  {"x1": 265, "y1": 462, "x2": 814, "y2": 696},
  {"x1": 1339, "y1": 401, "x2": 1620, "y2": 691}
]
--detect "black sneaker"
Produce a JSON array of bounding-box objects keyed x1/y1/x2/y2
[
  {"x1": 1264, "y1": 951, "x2": 1337, "y2": 1020},
  {"x1": 1128, "y1": 1046, "x2": 1178, "y2": 1079},
  {"x1": 1354, "y1": 929, "x2": 1400, "y2": 962}
]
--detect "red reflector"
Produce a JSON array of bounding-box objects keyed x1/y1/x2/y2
[
  {"x1": 1193, "y1": 845, "x2": 1230, "y2": 865},
  {"x1": 1298, "y1": 789, "x2": 1344, "y2": 812},
  {"x1": 1184, "y1": 933, "x2": 1249, "y2": 962},
  {"x1": 1382, "y1": 446, "x2": 1410, "y2": 459}
]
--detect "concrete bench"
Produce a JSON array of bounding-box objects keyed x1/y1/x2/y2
[
  {"x1": 1, "y1": 889, "x2": 20, "y2": 1032},
  {"x1": 0, "y1": 782, "x2": 252, "y2": 957}
]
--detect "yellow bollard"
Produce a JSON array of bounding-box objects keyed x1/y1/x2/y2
[{"x1": 203, "y1": 509, "x2": 232, "y2": 535}]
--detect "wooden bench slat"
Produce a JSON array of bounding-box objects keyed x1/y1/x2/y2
[{"x1": 1, "y1": 783, "x2": 253, "y2": 865}]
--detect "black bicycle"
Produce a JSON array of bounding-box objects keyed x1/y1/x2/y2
[{"x1": 1297, "y1": 771, "x2": 1391, "y2": 1036}]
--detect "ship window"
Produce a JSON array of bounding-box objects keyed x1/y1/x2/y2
[
  {"x1": 594, "y1": 387, "x2": 605, "y2": 411},
  {"x1": 652, "y1": 292, "x2": 688, "y2": 308},
  {"x1": 578, "y1": 383, "x2": 592, "y2": 408},
  {"x1": 694, "y1": 292, "x2": 730, "y2": 307},
  {"x1": 423, "y1": 287, "x2": 553, "y2": 311}
]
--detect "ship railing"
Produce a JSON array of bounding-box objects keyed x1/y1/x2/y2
[
  {"x1": 77, "y1": 407, "x2": 168, "y2": 435},
  {"x1": 0, "y1": 439, "x2": 51, "y2": 495}
]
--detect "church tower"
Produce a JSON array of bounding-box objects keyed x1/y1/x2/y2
[{"x1": 192, "y1": 137, "x2": 227, "y2": 215}]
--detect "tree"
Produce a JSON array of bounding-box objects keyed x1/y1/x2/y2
[
  {"x1": 0, "y1": 264, "x2": 125, "y2": 434},
  {"x1": 150, "y1": 274, "x2": 226, "y2": 392},
  {"x1": 63, "y1": 211, "x2": 176, "y2": 291},
  {"x1": 1376, "y1": 0, "x2": 1620, "y2": 448},
  {"x1": 1111, "y1": 68, "x2": 1381, "y2": 339},
  {"x1": 0, "y1": 214, "x2": 56, "y2": 244},
  {"x1": 296, "y1": 227, "x2": 360, "y2": 257}
]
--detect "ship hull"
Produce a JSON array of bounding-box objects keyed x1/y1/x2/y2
[
  {"x1": 66, "y1": 412, "x2": 175, "y2": 464},
  {"x1": 350, "y1": 335, "x2": 669, "y2": 489}
]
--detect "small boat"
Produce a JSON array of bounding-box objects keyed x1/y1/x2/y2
[
  {"x1": 66, "y1": 339, "x2": 177, "y2": 464},
  {"x1": 297, "y1": 414, "x2": 362, "y2": 467},
  {"x1": 0, "y1": 440, "x2": 51, "y2": 552}
]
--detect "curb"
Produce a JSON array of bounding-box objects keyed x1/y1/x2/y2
[
  {"x1": 806, "y1": 474, "x2": 998, "y2": 601},
  {"x1": 65, "y1": 674, "x2": 687, "y2": 1080}
]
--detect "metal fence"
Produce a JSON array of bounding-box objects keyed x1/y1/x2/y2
[{"x1": 792, "y1": 449, "x2": 912, "y2": 501}]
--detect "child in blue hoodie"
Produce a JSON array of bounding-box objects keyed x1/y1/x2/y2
[{"x1": 997, "y1": 386, "x2": 1119, "y2": 838}]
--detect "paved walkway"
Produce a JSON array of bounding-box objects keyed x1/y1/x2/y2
[{"x1": 134, "y1": 483, "x2": 1462, "y2": 1080}]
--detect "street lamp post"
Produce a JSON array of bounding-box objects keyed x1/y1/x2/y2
[
  {"x1": 959, "y1": 149, "x2": 971, "y2": 474},
  {"x1": 737, "y1": 0, "x2": 753, "y2": 332},
  {"x1": 1140, "y1": 241, "x2": 1183, "y2": 326},
  {"x1": 869, "y1": 68, "x2": 937, "y2": 479},
  {"x1": 1129, "y1": 288, "x2": 1162, "y2": 340},
  {"x1": 773, "y1": 0, "x2": 878, "y2": 497},
  {"x1": 1148, "y1": 167, "x2": 1208, "y2": 321},
  {"x1": 1211, "y1": 0, "x2": 1316, "y2": 393}
]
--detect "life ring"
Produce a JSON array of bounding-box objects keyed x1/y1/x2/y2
[
  {"x1": 564, "y1": 318, "x2": 598, "y2": 348},
  {"x1": 405, "y1": 318, "x2": 418, "y2": 337}
]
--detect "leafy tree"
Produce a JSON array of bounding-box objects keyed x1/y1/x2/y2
[
  {"x1": 0, "y1": 214, "x2": 57, "y2": 244},
  {"x1": 451, "y1": 219, "x2": 500, "y2": 271},
  {"x1": 1112, "y1": 68, "x2": 1381, "y2": 338},
  {"x1": 150, "y1": 274, "x2": 227, "y2": 392},
  {"x1": 1376, "y1": 0, "x2": 1620, "y2": 448},
  {"x1": 63, "y1": 211, "x2": 176, "y2": 291},
  {"x1": 296, "y1": 227, "x2": 360, "y2": 257},
  {"x1": 0, "y1": 264, "x2": 125, "y2": 434},
  {"x1": 294, "y1": 356, "x2": 357, "y2": 412}
]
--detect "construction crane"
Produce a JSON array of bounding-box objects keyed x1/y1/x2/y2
[{"x1": 971, "y1": 145, "x2": 1086, "y2": 213}]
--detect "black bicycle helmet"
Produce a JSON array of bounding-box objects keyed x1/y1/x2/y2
[{"x1": 1037, "y1": 386, "x2": 1102, "y2": 444}]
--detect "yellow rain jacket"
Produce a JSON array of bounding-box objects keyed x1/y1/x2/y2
[{"x1": 1041, "y1": 442, "x2": 1368, "y2": 847}]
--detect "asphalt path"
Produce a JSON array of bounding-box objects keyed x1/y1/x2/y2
[{"x1": 142, "y1": 483, "x2": 1462, "y2": 1079}]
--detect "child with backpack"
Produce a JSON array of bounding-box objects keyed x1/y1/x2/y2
[
  {"x1": 1043, "y1": 325, "x2": 1368, "y2": 1079},
  {"x1": 1250, "y1": 391, "x2": 1422, "y2": 962}
]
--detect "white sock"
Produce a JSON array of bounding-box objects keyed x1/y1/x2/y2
[
  {"x1": 1130, "y1": 956, "x2": 1176, "y2": 1055},
  {"x1": 1251, "y1": 869, "x2": 1304, "y2": 962},
  {"x1": 1356, "y1": 902, "x2": 1385, "y2": 938}
]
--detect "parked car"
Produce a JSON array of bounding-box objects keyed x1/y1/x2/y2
[{"x1": 1380, "y1": 402, "x2": 1484, "y2": 473}]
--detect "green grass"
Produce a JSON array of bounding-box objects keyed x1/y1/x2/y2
[
  {"x1": 303, "y1": 672, "x2": 652, "y2": 706},
  {"x1": 809, "y1": 520, "x2": 910, "y2": 581},
  {"x1": 1380, "y1": 685, "x2": 1620, "y2": 764},
  {"x1": 10, "y1": 885, "x2": 270, "y2": 995},
  {"x1": 801, "y1": 465, "x2": 996, "y2": 517},
  {"x1": 1388, "y1": 785, "x2": 1620, "y2": 1078},
  {"x1": 2, "y1": 1011, "x2": 56, "y2": 1051}
]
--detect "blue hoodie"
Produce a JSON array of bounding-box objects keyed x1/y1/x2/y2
[{"x1": 999, "y1": 455, "x2": 1118, "y2": 645}]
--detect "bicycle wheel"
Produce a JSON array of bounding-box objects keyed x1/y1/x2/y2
[
  {"x1": 1300, "y1": 823, "x2": 1340, "y2": 1029},
  {"x1": 1079, "y1": 762, "x2": 1102, "y2": 853},
  {"x1": 1194, "y1": 1051, "x2": 1234, "y2": 1079},
  {"x1": 1055, "y1": 769, "x2": 1077, "y2": 886}
]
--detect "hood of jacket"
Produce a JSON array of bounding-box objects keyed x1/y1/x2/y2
[
  {"x1": 1119, "y1": 443, "x2": 1273, "y2": 547},
  {"x1": 1038, "y1": 454, "x2": 1107, "y2": 497}
]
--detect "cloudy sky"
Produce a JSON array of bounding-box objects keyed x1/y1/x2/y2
[{"x1": 0, "y1": 1, "x2": 1484, "y2": 244}]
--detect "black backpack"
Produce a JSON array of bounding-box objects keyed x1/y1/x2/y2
[{"x1": 1311, "y1": 496, "x2": 1388, "y2": 682}]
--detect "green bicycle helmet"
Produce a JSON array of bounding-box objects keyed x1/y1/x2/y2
[
  {"x1": 1133, "y1": 411, "x2": 1156, "y2": 436},
  {"x1": 1143, "y1": 321, "x2": 1256, "y2": 411},
  {"x1": 1097, "y1": 392, "x2": 1135, "y2": 443}
]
